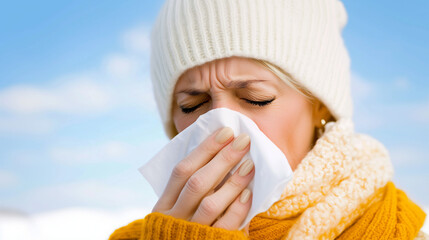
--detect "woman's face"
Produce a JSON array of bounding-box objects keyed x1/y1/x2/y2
[{"x1": 172, "y1": 56, "x2": 326, "y2": 170}]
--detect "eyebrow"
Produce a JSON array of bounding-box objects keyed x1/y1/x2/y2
[{"x1": 176, "y1": 79, "x2": 268, "y2": 95}]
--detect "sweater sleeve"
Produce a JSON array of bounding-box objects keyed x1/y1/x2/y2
[{"x1": 108, "y1": 212, "x2": 249, "y2": 240}]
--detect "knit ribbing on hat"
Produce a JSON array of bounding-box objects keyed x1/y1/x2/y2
[{"x1": 150, "y1": 0, "x2": 353, "y2": 139}]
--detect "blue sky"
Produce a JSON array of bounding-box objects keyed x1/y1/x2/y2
[{"x1": 0, "y1": 0, "x2": 428, "y2": 215}]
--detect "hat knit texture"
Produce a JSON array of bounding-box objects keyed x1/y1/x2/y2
[{"x1": 150, "y1": 0, "x2": 353, "y2": 139}]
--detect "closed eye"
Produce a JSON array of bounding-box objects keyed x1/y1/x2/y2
[
  {"x1": 244, "y1": 98, "x2": 275, "y2": 106},
  {"x1": 180, "y1": 100, "x2": 209, "y2": 114},
  {"x1": 179, "y1": 98, "x2": 275, "y2": 114}
]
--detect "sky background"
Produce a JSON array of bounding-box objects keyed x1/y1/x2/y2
[{"x1": 0, "y1": 0, "x2": 428, "y2": 223}]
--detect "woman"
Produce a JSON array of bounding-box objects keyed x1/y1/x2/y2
[{"x1": 109, "y1": 0, "x2": 427, "y2": 239}]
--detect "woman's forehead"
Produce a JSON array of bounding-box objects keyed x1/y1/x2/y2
[{"x1": 177, "y1": 57, "x2": 279, "y2": 87}]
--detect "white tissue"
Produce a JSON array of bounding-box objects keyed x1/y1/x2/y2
[{"x1": 139, "y1": 108, "x2": 293, "y2": 230}]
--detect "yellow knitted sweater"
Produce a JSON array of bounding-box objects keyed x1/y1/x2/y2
[{"x1": 109, "y1": 119, "x2": 427, "y2": 240}]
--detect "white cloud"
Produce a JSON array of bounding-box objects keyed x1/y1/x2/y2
[
  {"x1": 100, "y1": 26, "x2": 155, "y2": 110},
  {"x1": 0, "y1": 116, "x2": 56, "y2": 135},
  {"x1": 350, "y1": 72, "x2": 376, "y2": 101},
  {"x1": 350, "y1": 73, "x2": 385, "y2": 131},
  {"x1": 0, "y1": 77, "x2": 111, "y2": 115},
  {"x1": 0, "y1": 169, "x2": 160, "y2": 213},
  {"x1": 49, "y1": 137, "x2": 167, "y2": 165},
  {"x1": 0, "y1": 207, "x2": 150, "y2": 240},
  {"x1": 0, "y1": 77, "x2": 113, "y2": 135},
  {"x1": 409, "y1": 100, "x2": 429, "y2": 124},
  {"x1": 350, "y1": 73, "x2": 429, "y2": 130},
  {"x1": 122, "y1": 80, "x2": 157, "y2": 112},
  {"x1": 59, "y1": 79, "x2": 111, "y2": 114},
  {"x1": 389, "y1": 146, "x2": 428, "y2": 166},
  {"x1": 50, "y1": 141, "x2": 133, "y2": 165},
  {"x1": 0, "y1": 86, "x2": 57, "y2": 114},
  {"x1": 352, "y1": 107, "x2": 384, "y2": 131},
  {"x1": 122, "y1": 25, "x2": 151, "y2": 54},
  {"x1": 15, "y1": 180, "x2": 146, "y2": 212},
  {"x1": 0, "y1": 170, "x2": 19, "y2": 188},
  {"x1": 393, "y1": 77, "x2": 410, "y2": 90},
  {"x1": 0, "y1": 24, "x2": 156, "y2": 136},
  {"x1": 103, "y1": 54, "x2": 137, "y2": 78}
]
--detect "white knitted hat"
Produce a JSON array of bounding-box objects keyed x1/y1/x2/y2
[{"x1": 150, "y1": 0, "x2": 353, "y2": 139}]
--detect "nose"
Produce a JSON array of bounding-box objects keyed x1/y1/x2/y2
[{"x1": 210, "y1": 95, "x2": 240, "y2": 112}]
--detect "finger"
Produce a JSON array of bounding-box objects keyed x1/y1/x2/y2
[
  {"x1": 170, "y1": 133, "x2": 251, "y2": 219},
  {"x1": 212, "y1": 188, "x2": 253, "y2": 231},
  {"x1": 152, "y1": 127, "x2": 234, "y2": 212},
  {"x1": 190, "y1": 159, "x2": 254, "y2": 225}
]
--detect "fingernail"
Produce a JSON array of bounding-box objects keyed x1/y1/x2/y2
[
  {"x1": 238, "y1": 159, "x2": 254, "y2": 176},
  {"x1": 232, "y1": 134, "x2": 250, "y2": 151},
  {"x1": 215, "y1": 127, "x2": 234, "y2": 144},
  {"x1": 240, "y1": 189, "x2": 251, "y2": 204}
]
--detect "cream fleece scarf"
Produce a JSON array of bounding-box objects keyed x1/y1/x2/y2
[{"x1": 259, "y1": 118, "x2": 395, "y2": 239}]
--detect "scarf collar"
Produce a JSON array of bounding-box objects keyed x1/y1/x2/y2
[{"x1": 258, "y1": 118, "x2": 395, "y2": 239}]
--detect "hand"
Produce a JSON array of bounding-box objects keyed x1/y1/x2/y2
[{"x1": 152, "y1": 127, "x2": 255, "y2": 231}]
